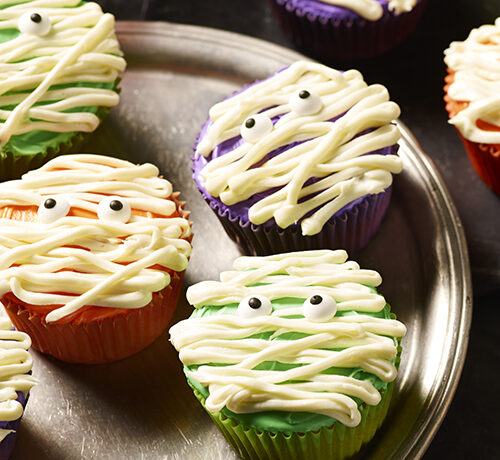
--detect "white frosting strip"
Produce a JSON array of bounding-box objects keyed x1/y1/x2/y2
[
  {"x1": 0, "y1": 154, "x2": 192, "y2": 323},
  {"x1": 0, "y1": 317, "x2": 35, "y2": 423},
  {"x1": 0, "y1": 1, "x2": 126, "y2": 145},
  {"x1": 317, "y1": 0, "x2": 417, "y2": 21},
  {"x1": 444, "y1": 18, "x2": 500, "y2": 143},
  {"x1": 170, "y1": 250, "x2": 406, "y2": 427},
  {"x1": 196, "y1": 61, "x2": 402, "y2": 236}
]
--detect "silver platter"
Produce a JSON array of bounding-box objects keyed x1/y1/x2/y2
[{"x1": 10, "y1": 22, "x2": 472, "y2": 460}]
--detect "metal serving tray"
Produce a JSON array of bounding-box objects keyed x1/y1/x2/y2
[{"x1": 10, "y1": 22, "x2": 472, "y2": 460}]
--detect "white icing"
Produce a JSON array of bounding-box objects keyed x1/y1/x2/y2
[
  {"x1": 170, "y1": 250, "x2": 406, "y2": 427},
  {"x1": 0, "y1": 0, "x2": 126, "y2": 146},
  {"x1": 196, "y1": 61, "x2": 402, "y2": 236},
  {"x1": 315, "y1": 0, "x2": 417, "y2": 21},
  {"x1": 0, "y1": 154, "x2": 192, "y2": 323},
  {"x1": 0, "y1": 317, "x2": 35, "y2": 423},
  {"x1": 444, "y1": 18, "x2": 500, "y2": 143}
]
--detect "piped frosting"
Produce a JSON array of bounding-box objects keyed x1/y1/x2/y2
[
  {"x1": 444, "y1": 18, "x2": 500, "y2": 143},
  {"x1": 314, "y1": 0, "x2": 417, "y2": 21},
  {"x1": 0, "y1": 317, "x2": 35, "y2": 441},
  {"x1": 170, "y1": 250, "x2": 406, "y2": 428},
  {"x1": 196, "y1": 61, "x2": 402, "y2": 236},
  {"x1": 0, "y1": 154, "x2": 192, "y2": 323},
  {"x1": 0, "y1": 0, "x2": 126, "y2": 147}
]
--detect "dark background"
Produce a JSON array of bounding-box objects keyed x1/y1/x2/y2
[{"x1": 96, "y1": 1, "x2": 499, "y2": 458}]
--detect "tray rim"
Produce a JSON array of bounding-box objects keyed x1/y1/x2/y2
[
  {"x1": 110, "y1": 20, "x2": 470, "y2": 459},
  {"x1": 115, "y1": 19, "x2": 472, "y2": 459}
]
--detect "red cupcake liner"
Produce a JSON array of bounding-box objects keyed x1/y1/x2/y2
[
  {"x1": 1, "y1": 193, "x2": 192, "y2": 364},
  {"x1": 268, "y1": 0, "x2": 428, "y2": 61},
  {"x1": 205, "y1": 187, "x2": 392, "y2": 256},
  {"x1": 444, "y1": 71, "x2": 500, "y2": 194},
  {"x1": 2, "y1": 271, "x2": 185, "y2": 364}
]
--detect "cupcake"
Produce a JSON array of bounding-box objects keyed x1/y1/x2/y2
[
  {"x1": 193, "y1": 61, "x2": 403, "y2": 256},
  {"x1": 444, "y1": 18, "x2": 500, "y2": 194},
  {"x1": 268, "y1": 0, "x2": 428, "y2": 61},
  {"x1": 0, "y1": 317, "x2": 36, "y2": 459},
  {"x1": 0, "y1": 154, "x2": 192, "y2": 364},
  {"x1": 170, "y1": 249, "x2": 406, "y2": 460},
  {"x1": 0, "y1": 1, "x2": 126, "y2": 179}
]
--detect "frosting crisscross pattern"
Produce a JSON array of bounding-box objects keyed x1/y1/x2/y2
[
  {"x1": 0, "y1": 0, "x2": 126, "y2": 146},
  {"x1": 170, "y1": 250, "x2": 406, "y2": 427},
  {"x1": 196, "y1": 61, "x2": 402, "y2": 236}
]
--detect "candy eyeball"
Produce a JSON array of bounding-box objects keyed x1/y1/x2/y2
[
  {"x1": 18, "y1": 11, "x2": 52, "y2": 36},
  {"x1": 97, "y1": 196, "x2": 131, "y2": 223},
  {"x1": 38, "y1": 196, "x2": 70, "y2": 223},
  {"x1": 302, "y1": 294, "x2": 337, "y2": 322},
  {"x1": 237, "y1": 295, "x2": 273, "y2": 318},
  {"x1": 240, "y1": 113, "x2": 273, "y2": 143},
  {"x1": 289, "y1": 89, "x2": 323, "y2": 116}
]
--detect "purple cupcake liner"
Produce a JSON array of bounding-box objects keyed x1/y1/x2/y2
[
  {"x1": 268, "y1": 0, "x2": 428, "y2": 61},
  {"x1": 198, "y1": 182, "x2": 393, "y2": 256},
  {"x1": 0, "y1": 391, "x2": 29, "y2": 460}
]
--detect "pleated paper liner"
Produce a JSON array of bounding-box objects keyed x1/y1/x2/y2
[
  {"x1": 204, "y1": 186, "x2": 392, "y2": 256},
  {"x1": 1, "y1": 193, "x2": 192, "y2": 364},
  {"x1": 191, "y1": 382, "x2": 395, "y2": 460},
  {"x1": 0, "y1": 391, "x2": 29, "y2": 460},
  {"x1": 3, "y1": 272, "x2": 184, "y2": 364},
  {"x1": 268, "y1": 0, "x2": 428, "y2": 61},
  {"x1": 444, "y1": 71, "x2": 500, "y2": 194},
  {"x1": 0, "y1": 77, "x2": 121, "y2": 181}
]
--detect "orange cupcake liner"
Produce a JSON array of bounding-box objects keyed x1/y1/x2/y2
[
  {"x1": 0, "y1": 192, "x2": 193, "y2": 364},
  {"x1": 444, "y1": 70, "x2": 500, "y2": 194},
  {"x1": 2, "y1": 271, "x2": 185, "y2": 364}
]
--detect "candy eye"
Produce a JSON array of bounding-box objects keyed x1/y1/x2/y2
[
  {"x1": 289, "y1": 89, "x2": 323, "y2": 116},
  {"x1": 97, "y1": 196, "x2": 131, "y2": 223},
  {"x1": 237, "y1": 295, "x2": 273, "y2": 318},
  {"x1": 38, "y1": 197, "x2": 70, "y2": 223},
  {"x1": 18, "y1": 11, "x2": 52, "y2": 36},
  {"x1": 240, "y1": 113, "x2": 273, "y2": 143},
  {"x1": 302, "y1": 294, "x2": 337, "y2": 322}
]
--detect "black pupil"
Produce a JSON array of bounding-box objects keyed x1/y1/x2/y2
[
  {"x1": 299, "y1": 90, "x2": 310, "y2": 99},
  {"x1": 109, "y1": 200, "x2": 123, "y2": 211},
  {"x1": 245, "y1": 118, "x2": 256, "y2": 129},
  {"x1": 44, "y1": 198, "x2": 56, "y2": 209},
  {"x1": 30, "y1": 13, "x2": 42, "y2": 23},
  {"x1": 248, "y1": 297, "x2": 261, "y2": 309},
  {"x1": 310, "y1": 295, "x2": 323, "y2": 305}
]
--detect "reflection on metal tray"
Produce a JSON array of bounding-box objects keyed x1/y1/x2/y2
[{"x1": 11, "y1": 22, "x2": 472, "y2": 460}]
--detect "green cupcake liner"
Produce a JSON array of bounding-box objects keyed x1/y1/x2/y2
[
  {"x1": 0, "y1": 78, "x2": 120, "y2": 181},
  {"x1": 191, "y1": 381, "x2": 395, "y2": 460}
]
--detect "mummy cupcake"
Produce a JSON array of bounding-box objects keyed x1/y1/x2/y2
[
  {"x1": 444, "y1": 18, "x2": 500, "y2": 194},
  {"x1": 170, "y1": 250, "x2": 406, "y2": 460},
  {"x1": 0, "y1": 154, "x2": 192, "y2": 364},
  {"x1": 193, "y1": 61, "x2": 403, "y2": 255},
  {"x1": 0, "y1": 1, "x2": 126, "y2": 179},
  {"x1": 0, "y1": 317, "x2": 35, "y2": 459},
  {"x1": 268, "y1": 0, "x2": 428, "y2": 61}
]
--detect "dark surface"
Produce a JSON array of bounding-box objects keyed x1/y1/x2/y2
[{"x1": 97, "y1": 1, "x2": 498, "y2": 459}]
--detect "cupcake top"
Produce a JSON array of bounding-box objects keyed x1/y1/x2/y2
[
  {"x1": 0, "y1": 317, "x2": 35, "y2": 438},
  {"x1": 444, "y1": 18, "x2": 500, "y2": 144},
  {"x1": 195, "y1": 61, "x2": 402, "y2": 236},
  {"x1": 0, "y1": 154, "x2": 192, "y2": 323},
  {"x1": 282, "y1": 0, "x2": 418, "y2": 21},
  {"x1": 0, "y1": 0, "x2": 126, "y2": 155},
  {"x1": 170, "y1": 250, "x2": 406, "y2": 432}
]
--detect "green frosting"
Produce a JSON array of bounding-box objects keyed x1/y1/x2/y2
[
  {"x1": 0, "y1": 1, "x2": 118, "y2": 157},
  {"x1": 185, "y1": 292, "x2": 399, "y2": 434}
]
